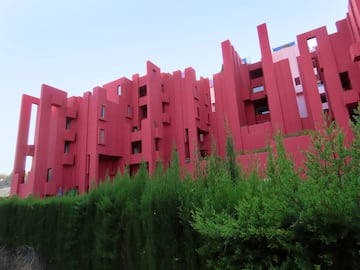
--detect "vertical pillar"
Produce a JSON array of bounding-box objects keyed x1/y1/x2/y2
[
  {"x1": 274, "y1": 59, "x2": 302, "y2": 133},
  {"x1": 145, "y1": 61, "x2": 161, "y2": 173},
  {"x1": 257, "y1": 24, "x2": 285, "y2": 133},
  {"x1": 215, "y1": 40, "x2": 244, "y2": 153}
]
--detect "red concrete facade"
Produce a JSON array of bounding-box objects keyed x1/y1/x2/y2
[{"x1": 11, "y1": 1, "x2": 360, "y2": 197}]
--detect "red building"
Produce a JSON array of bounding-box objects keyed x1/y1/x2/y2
[{"x1": 11, "y1": 0, "x2": 360, "y2": 197}]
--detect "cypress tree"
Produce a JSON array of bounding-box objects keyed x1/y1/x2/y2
[{"x1": 225, "y1": 130, "x2": 240, "y2": 183}]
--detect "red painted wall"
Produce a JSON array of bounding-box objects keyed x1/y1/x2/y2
[{"x1": 11, "y1": 1, "x2": 360, "y2": 197}]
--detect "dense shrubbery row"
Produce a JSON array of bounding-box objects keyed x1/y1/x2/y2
[
  {"x1": 1, "y1": 111, "x2": 360, "y2": 269},
  {"x1": 0, "y1": 151, "x2": 204, "y2": 270}
]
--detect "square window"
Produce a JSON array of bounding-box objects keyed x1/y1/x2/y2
[
  {"x1": 132, "y1": 141, "x2": 142, "y2": 154},
  {"x1": 294, "y1": 77, "x2": 301, "y2": 86}
]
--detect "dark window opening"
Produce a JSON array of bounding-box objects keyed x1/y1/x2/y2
[
  {"x1": 140, "y1": 105, "x2": 148, "y2": 119},
  {"x1": 64, "y1": 141, "x2": 70, "y2": 153},
  {"x1": 294, "y1": 77, "x2": 301, "y2": 85},
  {"x1": 254, "y1": 99, "x2": 270, "y2": 115},
  {"x1": 254, "y1": 98, "x2": 270, "y2": 124},
  {"x1": 320, "y1": 93, "x2": 327, "y2": 103},
  {"x1": 184, "y1": 128, "x2": 189, "y2": 143},
  {"x1": 196, "y1": 107, "x2": 200, "y2": 118},
  {"x1": 200, "y1": 149, "x2": 207, "y2": 158},
  {"x1": 339, "y1": 71, "x2": 352, "y2": 91},
  {"x1": 139, "y1": 85, "x2": 147, "y2": 97},
  {"x1": 47, "y1": 168, "x2": 52, "y2": 182},
  {"x1": 249, "y1": 68, "x2": 263, "y2": 79},
  {"x1": 161, "y1": 84, "x2": 164, "y2": 92},
  {"x1": 65, "y1": 117, "x2": 71, "y2": 130},
  {"x1": 132, "y1": 141, "x2": 142, "y2": 154},
  {"x1": 155, "y1": 138, "x2": 160, "y2": 151}
]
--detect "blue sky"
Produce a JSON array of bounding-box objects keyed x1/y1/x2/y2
[{"x1": 0, "y1": 0, "x2": 348, "y2": 174}]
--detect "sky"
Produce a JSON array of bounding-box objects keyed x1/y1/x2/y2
[{"x1": 0, "y1": 0, "x2": 349, "y2": 174}]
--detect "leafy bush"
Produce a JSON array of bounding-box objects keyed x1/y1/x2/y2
[{"x1": 190, "y1": 107, "x2": 360, "y2": 269}]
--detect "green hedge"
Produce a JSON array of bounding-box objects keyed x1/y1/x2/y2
[
  {"x1": 1, "y1": 111, "x2": 360, "y2": 269},
  {"x1": 0, "y1": 156, "x2": 205, "y2": 270}
]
